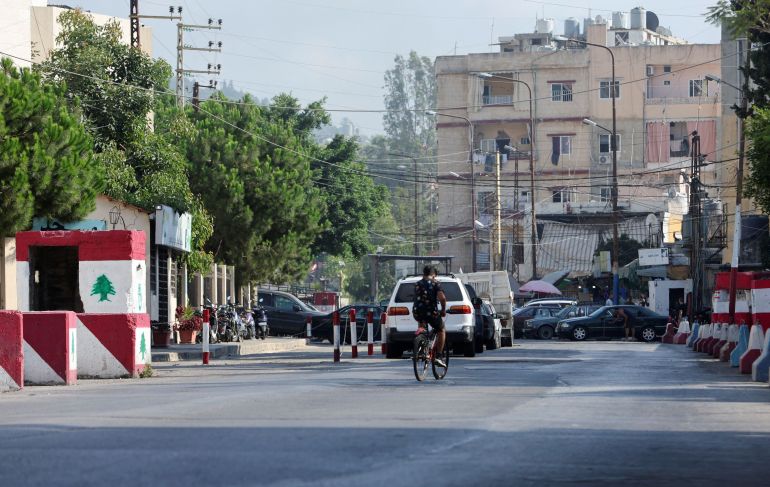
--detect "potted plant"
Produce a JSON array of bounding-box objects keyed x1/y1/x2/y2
[
  {"x1": 151, "y1": 322, "x2": 172, "y2": 348},
  {"x1": 174, "y1": 306, "x2": 203, "y2": 344}
]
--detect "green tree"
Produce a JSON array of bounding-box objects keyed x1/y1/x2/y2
[
  {"x1": 0, "y1": 58, "x2": 102, "y2": 235},
  {"x1": 90, "y1": 274, "x2": 116, "y2": 302}
]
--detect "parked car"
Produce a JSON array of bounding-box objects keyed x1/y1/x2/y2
[
  {"x1": 524, "y1": 303, "x2": 602, "y2": 339},
  {"x1": 464, "y1": 283, "x2": 485, "y2": 354},
  {"x1": 512, "y1": 305, "x2": 562, "y2": 338},
  {"x1": 257, "y1": 290, "x2": 326, "y2": 337},
  {"x1": 520, "y1": 298, "x2": 577, "y2": 309},
  {"x1": 555, "y1": 305, "x2": 669, "y2": 342},
  {"x1": 385, "y1": 275, "x2": 478, "y2": 358},
  {"x1": 314, "y1": 304, "x2": 384, "y2": 344},
  {"x1": 482, "y1": 300, "x2": 503, "y2": 349}
]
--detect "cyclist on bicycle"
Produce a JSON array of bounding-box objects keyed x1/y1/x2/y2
[{"x1": 413, "y1": 265, "x2": 447, "y2": 367}]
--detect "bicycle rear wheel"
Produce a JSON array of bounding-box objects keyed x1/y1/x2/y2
[
  {"x1": 431, "y1": 341, "x2": 449, "y2": 380},
  {"x1": 413, "y1": 335, "x2": 429, "y2": 382}
]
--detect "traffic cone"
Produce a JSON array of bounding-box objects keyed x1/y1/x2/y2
[
  {"x1": 739, "y1": 324, "x2": 765, "y2": 374},
  {"x1": 731, "y1": 324, "x2": 750, "y2": 367},
  {"x1": 719, "y1": 325, "x2": 738, "y2": 362}
]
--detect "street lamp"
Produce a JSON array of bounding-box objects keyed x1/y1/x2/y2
[
  {"x1": 426, "y1": 109, "x2": 477, "y2": 271},
  {"x1": 558, "y1": 37, "x2": 619, "y2": 305},
  {"x1": 389, "y1": 152, "x2": 420, "y2": 271},
  {"x1": 477, "y1": 72, "x2": 538, "y2": 279}
]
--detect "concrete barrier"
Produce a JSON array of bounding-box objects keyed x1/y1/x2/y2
[
  {"x1": 739, "y1": 324, "x2": 765, "y2": 374},
  {"x1": 751, "y1": 331, "x2": 770, "y2": 382},
  {"x1": 731, "y1": 324, "x2": 750, "y2": 367},
  {"x1": 687, "y1": 322, "x2": 701, "y2": 348},
  {"x1": 695, "y1": 324, "x2": 712, "y2": 352},
  {"x1": 22, "y1": 312, "x2": 77, "y2": 385},
  {"x1": 662, "y1": 322, "x2": 676, "y2": 344},
  {"x1": 0, "y1": 311, "x2": 23, "y2": 392},
  {"x1": 719, "y1": 325, "x2": 738, "y2": 362},
  {"x1": 673, "y1": 319, "x2": 691, "y2": 345},
  {"x1": 705, "y1": 324, "x2": 722, "y2": 355},
  {"x1": 711, "y1": 323, "x2": 729, "y2": 358},
  {"x1": 76, "y1": 313, "x2": 151, "y2": 378}
]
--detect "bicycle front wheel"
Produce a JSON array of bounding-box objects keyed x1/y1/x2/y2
[
  {"x1": 432, "y1": 341, "x2": 449, "y2": 380},
  {"x1": 413, "y1": 335, "x2": 429, "y2": 382}
]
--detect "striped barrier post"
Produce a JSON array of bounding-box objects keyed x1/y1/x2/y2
[
  {"x1": 306, "y1": 315, "x2": 312, "y2": 345},
  {"x1": 695, "y1": 324, "x2": 711, "y2": 352},
  {"x1": 22, "y1": 312, "x2": 77, "y2": 385},
  {"x1": 687, "y1": 322, "x2": 701, "y2": 348},
  {"x1": 349, "y1": 309, "x2": 358, "y2": 359},
  {"x1": 704, "y1": 324, "x2": 721, "y2": 354},
  {"x1": 719, "y1": 325, "x2": 738, "y2": 362},
  {"x1": 380, "y1": 312, "x2": 388, "y2": 355},
  {"x1": 673, "y1": 319, "x2": 690, "y2": 345},
  {"x1": 202, "y1": 309, "x2": 210, "y2": 365},
  {"x1": 740, "y1": 324, "x2": 765, "y2": 374},
  {"x1": 731, "y1": 324, "x2": 750, "y2": 367},
  {"x1": 367, "y1": 311, "x2": 374, "y2": 356},
  {"x1": 333, "y1": 311, "x2": 340, "y2": 363},
  {"x1": 0, "y1": 311, "x2": 23, "y2": 392},
  {"x1": 751, "y1": 331, "x2": 770, "y2": 382},
  {"x1": 712, "y1": 324, "x2": 729, "y2": 358}
]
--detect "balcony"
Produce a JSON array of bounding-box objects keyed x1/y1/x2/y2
[
  {"x1": 646, "y1": 95, "x2": 719, "y2": 105},
  {"x1": 482, "y1": 95, "x2": 513, "y2": 106}
]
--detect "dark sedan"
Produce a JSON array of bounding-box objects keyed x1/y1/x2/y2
[
  {"x1": 314, "y1": 304, "x2": 384, "y2": 344},
  {"x1": 257, "y1": 290, "x2": 326, "y2": 337},
  {"x1": 512, "y1": 305, "x2": 562, "y2": 338},
  {"x1": 524, "y1": 303, "x2": 602, "y2": 339},
  {"x1": 555, "y1": 305, "x2": 668, "y2": 342}
]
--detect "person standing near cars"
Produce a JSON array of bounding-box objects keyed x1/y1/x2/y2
[{"x1": 413, "y1": 266, "x2": 447, "y2": 367}]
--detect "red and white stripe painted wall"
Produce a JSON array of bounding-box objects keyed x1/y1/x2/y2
[
  {"x1": 23, "y1": 311, "x2": 77, "y2": 385},
  {"x1": 0, "y1": 311, "x2": 23, "y2": 391}
]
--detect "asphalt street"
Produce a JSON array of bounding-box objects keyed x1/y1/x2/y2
[{"x1": 2, "y1": 340, "x2": 770, "y2": 487}]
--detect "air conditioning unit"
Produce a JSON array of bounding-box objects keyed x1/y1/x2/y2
[
  {"x1": 646, "y1": 65, "x2": 654, "y2": 77},
  {"x1": 599, "y1": 155, "x2": 609, "y2": 164}
]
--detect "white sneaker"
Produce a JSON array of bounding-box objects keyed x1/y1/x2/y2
[{"x1": 433, "y1": 358, "x2": 447, "y2": 368}]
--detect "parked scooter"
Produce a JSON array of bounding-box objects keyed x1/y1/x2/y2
[
  {"x1": 217, "y1": 304, "x2": 245, "y2": 342},
  {"x1": 239, "y1": 307, "x2": 256, "y2": 340},
  {"x1": 253, "y1": 304, "x2": 269, "y2": 339},
  {"x1": 195, "y1": 303, "x2": 219, "y2": 344}
]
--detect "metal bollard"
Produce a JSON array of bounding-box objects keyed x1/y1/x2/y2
[
  {"x1": 367, "y1": 310, "x2": 374, "y2": 355},
  {"x1": 350, "y1": 308, "x2": 358, "y2": 358},
  {"x1": 380, "y1": 312, "x2": 388, "y2": 355},
  {"x1": 306, "y1": 315, "x2": 312, "y2": 345},
  {"x1": 333, "y1": 311, "x2": 340, "y2": 363},
  {"x1": 202, "y1": 309, "x2": 210, "y2": 365}
]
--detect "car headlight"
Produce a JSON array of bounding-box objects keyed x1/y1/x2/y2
[
  {"x1": 559, "y1": 322, "x2": 570, "y2": 329},
  {"x1": 462, "y1": 325, "x2": 473, "y2": 335}
]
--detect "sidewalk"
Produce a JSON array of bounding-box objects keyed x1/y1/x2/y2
[{"x1": 151, "y1": 338, "x2": 307, "y2": 362}]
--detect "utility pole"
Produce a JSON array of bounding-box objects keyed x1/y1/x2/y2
[
  {"x1": 494, "y1": 150, "x2": 503, "y2": 271},
  {"x1": 192, "y1": 80, "x2": 219, "y2": 111},
  {"x1": 177, "y1": 19, "x2": 223, "y2": 107},
  {"x1": 513, "y1": 148, "x2": 520, "y2": 279},
  {"x1": 689, "y1": 132, "x2": 703, "y2": 320},
  {"x1": 129, "y1": 2, "x2": 182, "y2": 50}
]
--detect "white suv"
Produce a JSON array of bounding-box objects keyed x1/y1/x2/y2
[{"x1": 384, "y1": 275, "x2": 477, "y2": 358}]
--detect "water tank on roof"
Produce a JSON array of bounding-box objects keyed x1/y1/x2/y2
[
  {"x1": 564, "y1": 18, "x2": 580, "y2": 39},
  {"x1": 646, "y1": 11, "x2": 660, "y2": 31},
  {"x1": 631, "y1": 6, "x2": 647, "y2": 29},
  {"x1": 611, "y1": 12, "x2": 628, "y2": 29},
  {"x1": 595, "y1": 15, "x2": 605, "y2": 25},
  {"x1": 535, "y1": 18, "x2": 555, "y2": 34}
]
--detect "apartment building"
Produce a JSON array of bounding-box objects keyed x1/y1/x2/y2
[{"x1": 434, "y1": 8, "x2": 722, "y2": 284}]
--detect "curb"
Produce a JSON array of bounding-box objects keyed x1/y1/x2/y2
[{"x1": 151, "y1": 339, "x2": 307, "y2": 362}]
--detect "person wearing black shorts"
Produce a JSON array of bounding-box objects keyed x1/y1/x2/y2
[{"x1": 413, "y1": 266, "x2": 447, "y2": 366}]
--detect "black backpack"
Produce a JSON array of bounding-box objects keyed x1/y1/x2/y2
[{"x1": 413, "y1": 279, "x2": 437, "y2": 320}]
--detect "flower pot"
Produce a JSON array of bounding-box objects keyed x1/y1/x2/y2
[
  {"x1": 177, "y1": 329, "x2": 198, "y2": 344},
  {"x1": 152, "y1": 330, "x2": 172, "y2": 348}
]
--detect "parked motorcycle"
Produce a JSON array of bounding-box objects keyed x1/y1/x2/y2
[
  {"x1": 195, "y1": 304, "x2": 219, "y2": 344},
  {"x1": 253, "y1": 305, "x2": 269, "y2": 340},
  {"x1": 239, "y1": 307, "x2": 256, "y2": 340}
]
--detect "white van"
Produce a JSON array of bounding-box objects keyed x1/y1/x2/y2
[{"x1": 385, "y1": 275, "x2": 477, "y2": 358}]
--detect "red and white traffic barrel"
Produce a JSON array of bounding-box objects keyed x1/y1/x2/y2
[
  {"x1": 349, "y1": 308, "x2": 358, "y2": 359},
  {"x1": 380, "y1": 312, "x2": 388, "y2": 355},
  {"x1": 333, "y1": 311, "x2": 340, "y2": 363}
]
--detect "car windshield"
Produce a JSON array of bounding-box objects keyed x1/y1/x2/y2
[
  {"x1": 557, "y1": 306, "x2": 577, "y2": 318},
  {"x1": 394, "y1": 281, "x2": 464, "y2": 302},
  {"x1": 589, "y1": 306, "x2": 610, "y2": 317}
]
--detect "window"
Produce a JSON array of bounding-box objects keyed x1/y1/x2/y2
[
  {"x1": 599, "y1": 134, "x2": 621, "y2": 154},
  {"x1": 663, "y1": 65, "x2": 671, "y2": 73},
  {"x1": 531, "y1": 38, "x2": 542, "y2": 46},
  {"x1": 274, "y1": 295, "x2": 296, "y2": 311},
  {"x1": 520, "y1": 136, "x2": 530, "y2": 145},
  {"x1": 600, "y1": 187, "x2": 613, "y2": 202},
  {"x1": 689, "y1": 79, "x2": 705, "y2": 97},
  {"x1": 552, "y1": 187, "x2": 573, "y2": 203},
  {"x1": 599, "y1": 80, "x2": 620, "y2": 99},
  {"x1": 519, "y1": 190, "x2": 530, "y2": 203},
  {"x1": 551, "y1": 83, "x2": 573, "y2": 102},
  {"x1": 663, "y1": 80, "x2": 671, "y2": 86},
  {"x1": 478, "y1": 191, "x2": 495, "y2": 215},
  {"x1": 551, "y1": 136, "x2": 571, "y2": 155}
]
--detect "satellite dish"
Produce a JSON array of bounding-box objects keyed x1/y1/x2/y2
[
  {"x1": 645, "y1": 213, "x2": 659, "y2": 230},
  {"x1": 646, "y1": 11, "x2": 660, "y2": 32}
]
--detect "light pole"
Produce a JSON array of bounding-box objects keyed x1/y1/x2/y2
[
  {"x1": 477, "y1": 73, "x2": 537, "y2": 279},
  {"x1": 558, "y1": 37, "x2": 618, "y2": 304},
  {"x1": 426, "y1": 110, "x2": 476, "y2": 271},
  {"x1": 390, "y1": 152, "x2": 419, "y2": 272},
  {"x1": 705, "y1": 73, "x2": 747, "y2": 324}
]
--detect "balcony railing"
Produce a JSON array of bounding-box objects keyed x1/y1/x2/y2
[
  {"x1": 482, "y1": 95, "x2": 513, "y2": 105},
  {"x1": 646, "y1": 95, "x2": 719, "y2": 105}
]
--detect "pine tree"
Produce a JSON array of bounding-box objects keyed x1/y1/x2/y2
[
  {"x1": 139, "y1": 332, "x2": 147, "y2": 362},
  {"x1": 90, "y1": 274, "x2": 116, "y2": 302}
]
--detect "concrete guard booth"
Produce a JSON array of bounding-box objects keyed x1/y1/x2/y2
[
  {"x1": 15, "y1": 230, "x2": 151, "y2": 378},
  {"x1": 150, "y1": 205, "x2": 192, "y2": 327}
]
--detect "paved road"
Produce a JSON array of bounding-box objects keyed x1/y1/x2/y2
[{"x1": 2, "y1": 340, "x2": 770, "y2": 486}]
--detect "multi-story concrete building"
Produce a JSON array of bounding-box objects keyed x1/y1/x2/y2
[{"x1": 434, "y1": 9, "x2": 723, "y2": 287}]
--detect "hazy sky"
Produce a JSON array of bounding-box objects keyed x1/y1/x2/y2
[{"x1": 70, "y1": 0, "x2": 721, "y2": 135}]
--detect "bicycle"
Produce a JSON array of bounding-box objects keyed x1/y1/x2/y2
[{"x1": 413, "y1": 323, "x2": 449, "y2": 382}]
